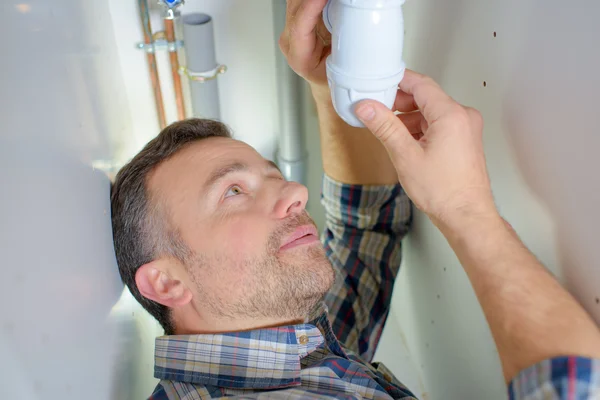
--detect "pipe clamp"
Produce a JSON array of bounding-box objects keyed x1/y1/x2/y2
[
  {"x1": 179, "y1": 64, "x2": 227, "y2": 83},
  {"x1": 136, "y1": 39, "x2": 184, "y2": 53}
]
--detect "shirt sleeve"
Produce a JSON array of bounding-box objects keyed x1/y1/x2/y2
[
  {"x1": 148, "y1": 383, "x2": 170, "y2": 400},
  {"x1": 320, "y1": 174, "x2": 412, "y2": 362},
  {"x1": 509, "y1": 356, "x2": 600, "y2": 399}
]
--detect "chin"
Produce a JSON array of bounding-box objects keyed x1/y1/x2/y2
[{"x1": 308, "y1": 252, "x2": 336, "y2": 295}]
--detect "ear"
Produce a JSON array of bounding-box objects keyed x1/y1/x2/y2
[{"x1": 135, "y1": 261, "x2": 193, "y2": 308}]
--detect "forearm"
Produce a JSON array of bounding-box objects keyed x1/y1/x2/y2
[
  {"x1": 321, "y1": 175, "x2": 411, "y2": 360},
  {"x1": 311, "y1": 84, "x2": 398, "y2": 185},
  {"x1": 438, "y1": 211, "x2": 600, "y2": 382}
]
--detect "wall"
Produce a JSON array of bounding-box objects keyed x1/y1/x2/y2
[
  {"x1": 380, "y1": 0, "x2": 600, "y2": 399},
  {"x1": 0, "y1": 0, "x2": 130, "y2": 398}
]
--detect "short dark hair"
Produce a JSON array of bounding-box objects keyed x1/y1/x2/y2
[{"x1": 111, "y1": 118, "x2": 232, "y2": 334}]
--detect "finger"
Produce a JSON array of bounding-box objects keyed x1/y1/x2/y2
[
  {"x1": 292, "y1": 0, "x2": 329, "y2": 37},
  {"x1": 316, "y1": 17, "x2": 332, "y2": 46},
  {"x1": 394, "y1": 90, "x2": 417, "y2": 113},
  {"x1": 397, "y1": 111, "x2": 425, "y2": 135},
  {"x1": 421, "y1": 117, "x2": 429, "y2": 134},
  {"x1": 281, "y1": 0, "x2": 302, "y2": 57},
  {"x1": 355, "y1": 100, "x2": 423, "y2": 167},
  {"x1": 411, "y1": 132, "x2": 424, "y2": 141},
  {"x1": 286, "y1": 0, "x2": 302, "y2": 26},
  {"x1": 399, "y1": 70, "x2": 461, "y2": 124},
  {"x1": 282, "y1": 0, "x2": 302, "y2": 55},
  {"x1": 278, "y1": 32, "x2": 290, "y2": 56},
  {"x1": 288, "y1": 0, "x2": 329, "y2": 66}
]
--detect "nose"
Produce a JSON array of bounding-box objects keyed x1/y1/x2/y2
[{"x1": 271, "y1": 181, "x2": 308, "y2": 219}]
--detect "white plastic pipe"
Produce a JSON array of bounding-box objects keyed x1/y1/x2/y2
[{"x1": 323, "y1": 0, "x2": 406, "y2": 127}]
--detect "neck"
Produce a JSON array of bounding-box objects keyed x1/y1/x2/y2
[{"x1": 171, "y1": 305, "x2": 306, "y2": 335}]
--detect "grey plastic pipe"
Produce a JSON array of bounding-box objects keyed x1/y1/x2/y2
[
  {"x1": 182, "y1": 13, "x2": 222, "y2": 120},
  {"x1": 272, "y1": 0, "x2": 308, "y2": 185}
]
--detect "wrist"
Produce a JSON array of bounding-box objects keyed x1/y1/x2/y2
[
  {"x1": 310, "y1": 83, "x2": 333, "y2": 106},
  {"x1": 433, "y1": 199, "x2": 503, "y2": 242}
]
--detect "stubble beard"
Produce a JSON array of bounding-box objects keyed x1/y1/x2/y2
[{"x1": 197, "y1": 212, "x2": 335, "y2": 322}]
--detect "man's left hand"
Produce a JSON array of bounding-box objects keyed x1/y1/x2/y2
[{"x1": 279, "y1": 0, "x2": 331, "y2": 89}]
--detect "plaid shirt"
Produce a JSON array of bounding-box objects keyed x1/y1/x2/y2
[{"x1": 148, "y1": 175, "x2": 600, "y2": 399}]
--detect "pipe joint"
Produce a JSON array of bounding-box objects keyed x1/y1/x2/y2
[
  {"x1": 276, "y1": 154, "x2": 308, "y2": 185},
  {"x1": 323, "y1": 0, "x2": 406, "y2": 127}
]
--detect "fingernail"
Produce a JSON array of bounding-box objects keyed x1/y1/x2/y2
[{"x1": 356, "y1": 104, "x2": 376, "y2": 121}]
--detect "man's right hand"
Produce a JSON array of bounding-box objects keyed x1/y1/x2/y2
[
  {"x1": 355, "y1": 70, "x2": 497, "y2": 228},
  {"x1": 358, "y1": 70, "x2": 600, "y2": 386}
]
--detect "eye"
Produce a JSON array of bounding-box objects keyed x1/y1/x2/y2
[{"x1": 224, "y1": 185, "x2": 244, "y2": 198}]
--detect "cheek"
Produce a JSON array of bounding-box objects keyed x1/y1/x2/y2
[{"x1": 214, "y1": 214, "x2": 272, "y2": 257}]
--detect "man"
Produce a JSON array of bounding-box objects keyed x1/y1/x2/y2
[{"x1": 111, "y1": 0, "x2": 600, "y2": 398}]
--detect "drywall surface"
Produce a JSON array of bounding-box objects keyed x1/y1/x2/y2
[
  {"x1": 383, "y1": 0, "x2": 600, "y2": 398},
  {"x1": 0, "y1": 0, "x2": 131, "y2": 398}
]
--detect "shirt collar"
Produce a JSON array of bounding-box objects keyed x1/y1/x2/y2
[{"x1": 154, "y1": 304, "x2": 344, "y2": 390}]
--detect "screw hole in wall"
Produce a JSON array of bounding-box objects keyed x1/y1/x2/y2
[
  {"x1": 493, "y1": 31, "x2": 497, "y2": 38},
  {"x1": 483, "y1": 81, "x2": 487, "y2": 87}
]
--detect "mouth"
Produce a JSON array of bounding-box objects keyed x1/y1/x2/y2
[{"x1": 279, "y1": 225, "x2": 320, "y2": 252}]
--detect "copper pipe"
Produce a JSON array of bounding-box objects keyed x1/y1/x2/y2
[
  {"x1": 164, "y1": 16, "x2": 186, "y2": 121},
  {"x1": 138, "y1": 0, "x2": 167, "y2": 130}
]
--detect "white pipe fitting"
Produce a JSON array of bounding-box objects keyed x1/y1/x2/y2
[{"x1": 323, "y1": 0, "x2": 406, "y2": 127}]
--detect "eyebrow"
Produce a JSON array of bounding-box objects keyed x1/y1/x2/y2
[
  {"x1": 204, "y1": 162, "x2": 248, "y2": 190},
  {"x1": 203, "y1": 160, "x2": 283, "y2": 191},
  {"x1": 267, "y1": 160, "x2": 282, "y2": 175}
]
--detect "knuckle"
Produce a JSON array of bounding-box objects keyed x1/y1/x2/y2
[
  {"x1": 288, "y1": 23, "x2": 299, "y2": 38},
  {"x1": 278, "y1": 33, "x2": 288, "y2": 54},
  {"x1": 459, "y1": 107, "x2": 484, "y2": 136},
  {"x1": 373, "y1": 118, "x2": 396, "y2": 143},
  {"x1": 408, "y1": 69, "x2": 429, "y2": 82},
  {"x1": 446, "y1": 106, "x2": 471, "y2": 128},
  {"x1": 465, "y1": 107, "x2": 483, "y2": 126},
  {"x1": 412, "y1": 80, "x2": 429, "y2": 94},
  {"x1": 421, "y1": 75, "x2": 436, "y2": 86}
]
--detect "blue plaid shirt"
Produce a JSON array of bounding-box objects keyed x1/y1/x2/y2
[{"x1": 149, "y1": 175, "x2": 600, "y2": 399}]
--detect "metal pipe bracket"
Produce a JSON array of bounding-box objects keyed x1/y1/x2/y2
[
  {"x1": 136, "y1": 39, "x2": 184, "y2": 53},
  {"x1": 179, "y1": 64, "x2": 227, "y2": 83}
]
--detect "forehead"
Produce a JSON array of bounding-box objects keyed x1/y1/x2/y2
[{"x1": 147, "y1": 137, "x2": 263, "y2": 203}]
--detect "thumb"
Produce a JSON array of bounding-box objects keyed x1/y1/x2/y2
[{"x1": 355, "y1": 100, "x2": 422, "y2": 165}]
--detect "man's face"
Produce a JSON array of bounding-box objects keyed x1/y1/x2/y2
[{"x1": 149, "y1": 137, "x2": 334, "y2": 323}]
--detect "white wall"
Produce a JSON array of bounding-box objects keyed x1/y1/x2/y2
[
  {"x1": 0, "y1": 0, "x2": 130, "y2": 398},
  {"x1": 379, "y1": 0, "x2": 600, "y2": 399}
]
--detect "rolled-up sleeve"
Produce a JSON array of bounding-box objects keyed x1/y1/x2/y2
[
  {"x1": 509, "y1": 356, "x2": 600, "y2": 399},
  {"x1": 321, "y1": 174, "x2": 412, "y2": 362}
]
